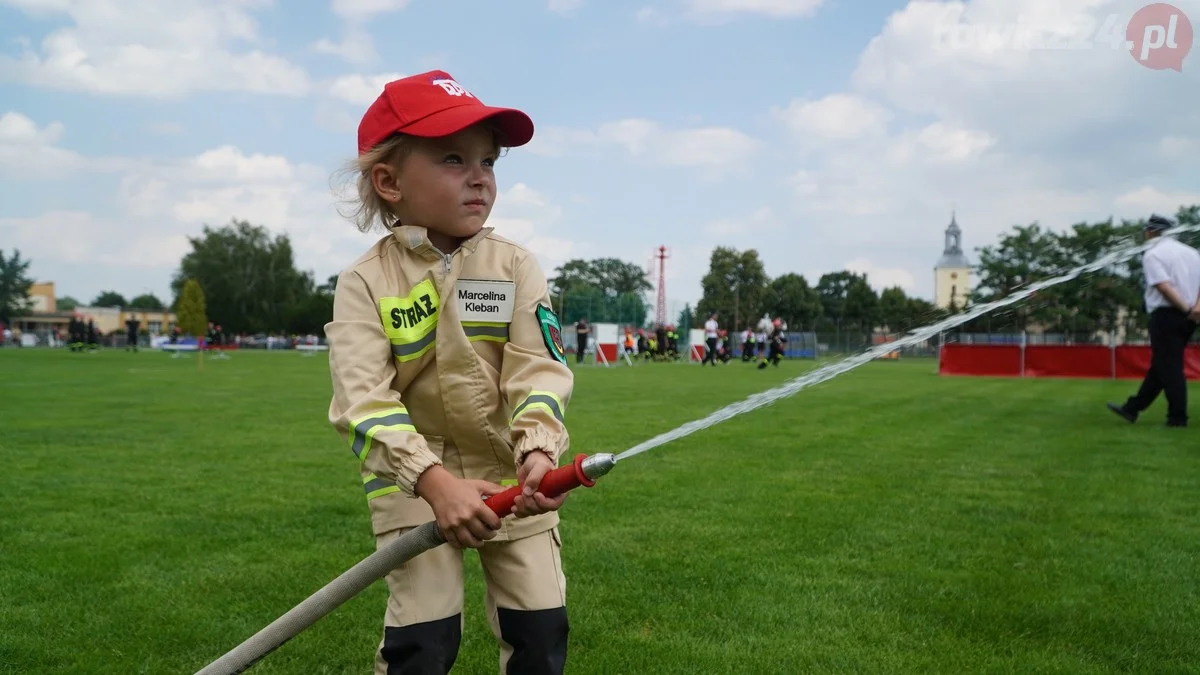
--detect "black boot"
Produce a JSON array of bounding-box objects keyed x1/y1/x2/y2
[
  {"x1": 379, "y1": 615, "x2": 461, "y2": 675},
  {"x1": 497, "y1": 607, "x2": 568, "y2": 675}
]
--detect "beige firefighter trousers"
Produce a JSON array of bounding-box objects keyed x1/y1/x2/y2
[{"x1": 372, "y1": 525, "x2": 566, "y2": 674}]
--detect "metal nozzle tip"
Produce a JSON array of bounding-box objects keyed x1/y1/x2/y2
[{"x1": 580, "y1": 453, "x2": 616, "y2": 481}]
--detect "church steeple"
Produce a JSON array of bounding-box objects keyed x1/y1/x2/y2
[
  {"x1": 934, "y1": 210, "x2": 971, "y2": 310},
  {"x1": 936, "y1": 211, "x2": 968, "y2": 268}
]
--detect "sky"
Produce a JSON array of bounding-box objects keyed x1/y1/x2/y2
[{"x1": 1, "y1": 0, "x2": 1198, "y2": 321}]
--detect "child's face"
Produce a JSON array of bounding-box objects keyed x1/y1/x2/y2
[{"x1": 383, "y1": 124, "x2": 500, "y2": 242}]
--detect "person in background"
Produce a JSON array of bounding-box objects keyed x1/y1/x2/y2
[
  {"x1": 702, "y1": 312, "x2": 719, "y2": 366},
  {"x1": 574, "y1": 317, "x2": 589, "y2": 364},
  {"x1": 1108, "y1": 214, "x2": 1200, "y2": 427},
  {"x1": 125, "y1": 315, "x2": 141, "y2": 352}
]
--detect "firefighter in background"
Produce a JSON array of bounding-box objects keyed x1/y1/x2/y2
[
  {"x1": 716, "y1": 329, "x2": 733, "y2": 363},
  {"x1": 758, "y1": 317, "x2": 787, "y2": 369},
  {"x1": 755, "y1": 313, "x2": 772, "y2": 361},
  {"x1": 67, "y1": 316, "x2": 82, "y2": 352},
  {"x1": 85, "y1": 319, "x2": 98, "y2": 351},
  {"x1": 740, "y1": 327, "x2": 755, "y2": 362},
  {"x1": 666, "y1": 325, "x2": 679, "y2": 360},
  {"x1": 324, "y1": 70, "x2": 575, "y2": 674},
  {"x1": 125, "y1": 316, "x2": 141, "y2": 352}
]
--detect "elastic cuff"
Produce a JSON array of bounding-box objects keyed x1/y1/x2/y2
[
  {"x1": 514, "y1": 429, "x2": 566, "y2": 467},
  {"x1": 396, "y1": 448, "x2": 443, "y2": 497}
]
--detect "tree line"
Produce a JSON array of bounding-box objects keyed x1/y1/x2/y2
[
  {"x1": 1, "y1": 205, "x2": 1197, "y2": 339},
  {"x1": 692, "y1": 247, "x2": 944, "y2": 334}
]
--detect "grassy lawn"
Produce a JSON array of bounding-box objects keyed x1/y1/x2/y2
[{"x1": 1, "y1": 348, "x2": 1198, "y2": 674}]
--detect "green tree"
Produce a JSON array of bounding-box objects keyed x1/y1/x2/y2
[
  {"x1": 285, "y1": 271, "x2": 335, "y2": 335},
  {"x1": 92, "y1": 291, "x2": 128, "y2": 307},
  {"x1": 696, "y1": 247, "x2": 769, "y2": 331},
  {"x1": 763, "y1": 273, "x2": 822, "y2": 330},
  {"x1": 677, "y1": 303, "x2": 693, "y2": 331},
  {"x1": 0, "y1": 249, "x2": 34, "y2": 325},
  {"x1": 905, "y1": 297, "x2": 947, "y2": 331},
  {"x1": 968, "y1": 223, "x2": 1061, "y2": 331},
  {"x1": 814, "y1": 271, "x2": 857, "y2": 330},
  {"x1": 172, "y1": 219, "x2": 312, "y2": 334},
  {"x1": 878, "y1": 286, "x2": 909, "y2": 333},
  {"x1": 176, "y1": 279, "x2": 207, "y2": 337},
  {"x1": 549, "y1": 258, "x2": 652, "y2": 326},
  {"x1": 57, "y1": 296, "x2": 79, "y2": 311},
  {"x1": 128, "y1": 293, "x2": 165, "y2": 311},
  {"x1": 843, "y1": 274, "x2": 879, "y2": 332}
]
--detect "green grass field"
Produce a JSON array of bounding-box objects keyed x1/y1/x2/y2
[{"x1": 2, "y1": 348, "x2": 1199, "y2": 674}]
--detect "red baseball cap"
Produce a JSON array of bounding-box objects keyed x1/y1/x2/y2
[{"x1": 357, "y1": 70, "x2": 534, "y2": 155}]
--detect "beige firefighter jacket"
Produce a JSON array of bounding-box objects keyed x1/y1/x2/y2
[{"x1": 326, "y1": 224, "x2": 574, "y2": 541}]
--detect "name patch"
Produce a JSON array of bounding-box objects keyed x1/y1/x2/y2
[{"x1": 456, "y1": 279, "x2": 515, "y2": 322}]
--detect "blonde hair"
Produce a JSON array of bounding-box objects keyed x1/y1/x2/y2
[
  {"x1": 333, "y1": 126, "x2": 512, "y2": 233},
  {"x1": 333, "y1": 135, "x2": 413, "y2": 233}
]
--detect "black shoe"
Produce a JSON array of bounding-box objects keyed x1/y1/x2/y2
[
  {"x1": 1107, "y1": 402, "x2": 1137, "y2": 423},
  {"x1": 1166, "y1": 419, "x2": 1187, "y2": 428}
]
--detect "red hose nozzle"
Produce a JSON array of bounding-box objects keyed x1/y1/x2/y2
[{"x1": 483, "y1": 453, "x2": 615, "y2": 517}]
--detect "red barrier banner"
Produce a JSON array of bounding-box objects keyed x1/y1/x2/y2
[
  {"x1": 939, "y1": 344, "x2": 1022, "y2": 377},
  {"x1": 940, "y1": 344, "x2": 1200, "y2": 379},
  {"x1": 1023, "y1": 345, "x2": 1112, "y2": 379}
]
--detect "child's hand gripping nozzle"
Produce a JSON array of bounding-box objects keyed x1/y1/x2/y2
[{"x1": 483, "y1": 453, "x2": 617, "y2": 517}]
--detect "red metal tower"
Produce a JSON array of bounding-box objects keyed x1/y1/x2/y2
[{"x1": 654, "y1": 246, "x2": 669, "y2": 327}]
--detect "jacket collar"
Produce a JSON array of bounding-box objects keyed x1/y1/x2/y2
[{"x1": 390, "y1": 224, "x2": 493, "y2": 260}]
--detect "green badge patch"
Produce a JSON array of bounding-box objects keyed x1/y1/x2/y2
[{"x1": 536, "y1": 305, "x2": 566, "y2": 365}]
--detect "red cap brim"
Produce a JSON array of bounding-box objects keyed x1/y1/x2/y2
[{"x1": 401, "y1": 105, "x2": 534, "y2": 147}]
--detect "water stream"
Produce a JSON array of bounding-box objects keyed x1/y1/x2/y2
[{"x1": 614, "y1": 223, "x2": 1200, "y2": 462}]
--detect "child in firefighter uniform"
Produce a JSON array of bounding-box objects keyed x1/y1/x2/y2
[{"x1": 325, "y1": 70, "x2": 575, "y2": 675}]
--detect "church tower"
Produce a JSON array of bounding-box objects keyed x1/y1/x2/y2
[{"x1": 934, "y1": 212, "x2": 970, "y2": 310}]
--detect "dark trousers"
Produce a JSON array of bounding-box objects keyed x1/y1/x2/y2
[
  {"x1": 703, "y1": 337, "x2": 717, "y2": 365},
  {"x1": 1125, "y1": 307, "x2": 1197, "y2": 423},
  {"x1": 575, "y1": 334, "x2": 587, "y2": 363}
]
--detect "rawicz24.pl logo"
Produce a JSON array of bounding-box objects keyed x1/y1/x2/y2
[{"x1": 936, "y1": 3, "x2": 1193, "y2": 71}]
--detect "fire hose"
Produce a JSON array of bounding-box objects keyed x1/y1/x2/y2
[{"x1": 194, "y1": 453, "x2": 617, "y2": 675}]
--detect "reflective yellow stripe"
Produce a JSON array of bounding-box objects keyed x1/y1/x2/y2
[
  {"x1": 348, "y1": 407, "x2": 416, "y2": 461},
  {"x1": 500, "y1": 478, "x2": 518, "y2": 487},
  {"x1": 512, "y1": 391, "x2": 564, "y2": 423},
  {"x1": 379, "y1": 280, "x2": 439, "y2": 362},
  {"x1": 463, "y1": 321, "x2": 509, "y2": 343},
  {"x1": 363, "y1": 473, "x2": 401, "y2": 500}
]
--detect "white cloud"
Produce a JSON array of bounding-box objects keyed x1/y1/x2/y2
[
  {"x1": 548, "y1": 0, "x2": 583, "y2": 14},
  {"x1": 312, "y1": 30, "x2": 378, "y2": 65},
  {"x1": 330, "y1": 0, "x2": 410, "y2": 17},
  {"x1": 0, "y1": 111, "x2": 122, "y2": 178},
  {"x1": 772, "y1": 93, "x2": 892, "y2": 143},
  {"x1": 529, "y1": 118, "x2": 760, "y2": 169},
  {"x1": 488, "y1": 183, "x2": 579, "y2": 270},
  {"x1": 844, "y1": 258, "x2": 917, "y2": 292},
  {"x1": 1114, "y1": 186, "x2": 1200, "y2": 215},
  {"x1": 704, "y1": 207, "x2": 775, "y2": 236},
  {"x1": 684, "y1": 0, "x2": 825, "y2": 18},
  {"x1": 327, "y1": 72, "x2": 405, "y2": 106},
  {"x1": 0, "y1": 0, "x2": 309, "y2": 97}
]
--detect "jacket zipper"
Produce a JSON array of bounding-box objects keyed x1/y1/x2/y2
[{"x1": 443, "y1": 253, "x2": 452, "y2": 275}]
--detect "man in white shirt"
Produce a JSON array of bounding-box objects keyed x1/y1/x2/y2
[
  {"x1": 1108, "y1": 214, "x2": 1200, "y2": 427},
  {"x1": 702, "y1": 313, "x2": 719, "y2": 366}
]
